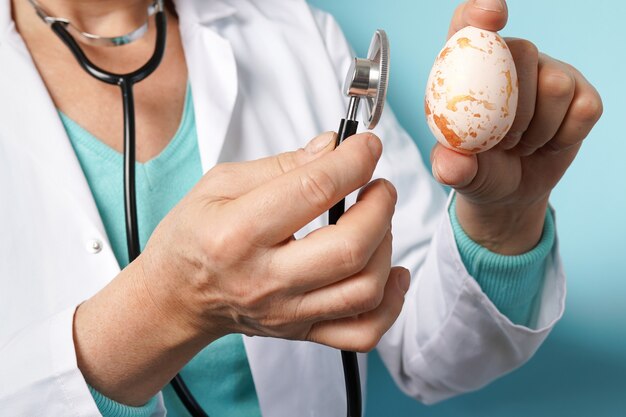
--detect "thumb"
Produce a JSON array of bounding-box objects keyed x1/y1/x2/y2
[
  {"x1": 431, "y1": 143, "x2": 478, "y2": 189},
  {"x1": 447, "y1": 0, "x2": 508, "y2": 40},
  {"x1": 203, "y1": 131, "x2": 337, "y2": 198}
]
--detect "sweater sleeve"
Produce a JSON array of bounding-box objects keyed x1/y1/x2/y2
[
  {"x1": 88, "y1": 386, "x2": 158, "y2": 417},
  {"x1": 449, "y1": 194, "x2": 556, "y2": 326}
]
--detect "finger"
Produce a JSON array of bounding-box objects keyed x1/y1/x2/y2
[
  {"x1": 293, "y1": 227, "x2": 393, "y2": 322},
  {"x1": 545, "y1": 67, "x2": 603, "y2": 153},
  {"x1": 498, "y1": 38, "x2": 539, "y2": 150},
  {"x1": 306, "y1": 267, "x2": 410, "y2": 353},
  {"x1": 271, "y1": 179, "x2": 397, "y2": 292},
  {"x1": 513, "y1": 53, "x2": 576, "y2": 156},
  {"x1": 203, "y1": 131, "x2": 337, "y2": 198},
  {"x1": 448, "y1": 0, "x2": 508, "y2": 40},
  {"x1": 229, "y1": 133, "x2": 383, "y2": 245},
  {"x1": 431, "y1": 142, "x2": 478, "y2": 188}
]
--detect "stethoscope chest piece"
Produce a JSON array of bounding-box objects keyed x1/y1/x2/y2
[{"x1": 343, "y1": 29, "x2": 390, "y2": 129}]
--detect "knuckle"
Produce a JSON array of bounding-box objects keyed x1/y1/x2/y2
[
  {"x1": 571, "y1": 94, "x2": 604, "y2": 124},
  {"x1": 275, "y1": 151, "x2": 299, "y2": 175},
  {"x1": 354, "y1": 330, "x2": 382, "y2": 353},
  {"x1": 204, "y1": 222, "x2": 251, "y2": 263},
  {"x1": 540, "y1": 69, "x2": 575, "y2": 99},
  {"x1": 288, "y1": 297, "x2": 308, "y2": 324},
  {"x1": 203, "y1": 225, "x2": 232, "y2": 256},
  {"x1": 510, "y1": 38, "x2": 539, "y2": 62},
  {"x1": 299, "y1": 168, "x2": 338, "y2": 210},
  {"x1": 352, "y1": 278, "x2": 384, "y2": 313},
  {"x1": 209, "y1": 162, "x2": 235, "y2": 178},
  {"x1": 519, "y1": 39, "x2": 539, "y2": 60},
  {"x1": 515, "y1": 141, "x2": 537, "y2": 157},
  {"x1": 206, "y1": 162, "x2": 240, "y2": 192},
  {"x1": 500, "y1": 131, "x2": 523, "y2": 149},
  {"x1": 339, "y1": 236, "x2": 370, "y2": 273},
  {"x1": 208, "y1": 163, "x2": 226, "y2": 176}
]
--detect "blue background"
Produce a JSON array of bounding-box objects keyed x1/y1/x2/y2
[{"x1": 307, "y1": 0, "x2": 626, "y2": 416}]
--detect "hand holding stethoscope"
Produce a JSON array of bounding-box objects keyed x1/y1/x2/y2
[{"x1": 27, "y1": 0, "x2": 401, "y2": 416}]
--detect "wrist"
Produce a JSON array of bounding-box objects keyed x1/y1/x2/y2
[
  {"x1": 74, "y1": 258, "x2": 216, "y2": 406},
  {"x1": 454, "y1": 193, "x2": 550, "y2": 255}
]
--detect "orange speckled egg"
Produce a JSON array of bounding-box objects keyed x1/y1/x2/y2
[{"x1": 424, "y1": 26, "x2": 518, "y2": 154}]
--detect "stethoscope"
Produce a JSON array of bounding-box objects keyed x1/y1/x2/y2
[
  {"x1": 330, "y1": 28, "x2": 390, "y2": 417},
  {"x1": 29, "y1": 0, "x2": 390, "y2": 415}
]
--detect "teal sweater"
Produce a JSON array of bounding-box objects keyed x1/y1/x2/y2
[{"x1": 61, "y1": 85, "x2": 555, "y2": 417}]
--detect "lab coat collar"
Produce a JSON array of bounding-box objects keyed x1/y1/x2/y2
[{"x1": 174, "y1": 0, "x2": 238, "y2": 25}]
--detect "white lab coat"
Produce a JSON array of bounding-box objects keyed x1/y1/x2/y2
[{"x1": 0, "y1": 0, "x2": 566, "y2": 416}]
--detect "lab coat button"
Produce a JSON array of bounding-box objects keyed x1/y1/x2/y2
[{"x1": 87, "y1": 239, "x2": 103, "y2": 254}]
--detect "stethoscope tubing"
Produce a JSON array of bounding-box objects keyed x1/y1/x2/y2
[
  {"x1": 51, "y1": 12, "x2": 209, "y2": 417},
  {"x1": 329, "y1": 118, "x2": 363, "y2": 417}
]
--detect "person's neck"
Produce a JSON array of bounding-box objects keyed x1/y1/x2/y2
[{"x1": 28, "y1": 0, "x2": 154, "y2": 37}]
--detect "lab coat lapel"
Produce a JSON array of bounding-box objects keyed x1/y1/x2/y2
[
  {"x1": 0, "y1": 12, "x2": 109, "y2": 248},
  {"x1": 175, "y1": 0, "x2": 238, "y2": 172}
]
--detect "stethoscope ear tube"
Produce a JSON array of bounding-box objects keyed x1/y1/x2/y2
[{"x1": 50, "y1": 11, "x2": 168, "y2": 86}]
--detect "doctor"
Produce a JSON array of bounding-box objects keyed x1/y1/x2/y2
[{"x1": 0, "y1": 0, "x2": 602, "y2": 416}]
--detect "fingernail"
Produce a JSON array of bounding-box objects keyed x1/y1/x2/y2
[
  {"x1": 397, "y1": 270, "x2": 411, "y2": 294},
  {"x1": 305, "y1": 133, "x2": 335, "y2": 154},
  {"x1": 365, "y1": 134, "x2": 382, "y2": 159},
  {"x1": 383, "y1": 180, "x2": 398, "y2": 200},
  {"x1": 471, "y1": 0, "x2": 505, "y2": 12}
]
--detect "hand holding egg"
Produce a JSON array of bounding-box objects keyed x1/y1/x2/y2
[
  {"x1": 428, "y1": 0, "x2": 602, "y2": 255},
  {"x1": 425, "y1": 26, "x2": 518, "y2": 154}
]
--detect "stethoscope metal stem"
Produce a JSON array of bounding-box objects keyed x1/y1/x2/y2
[{"x1": 346, "y1": 96, "x2": 361, "y2": 122}]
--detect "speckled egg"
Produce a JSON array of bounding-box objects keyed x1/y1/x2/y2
[{"x1": 424, "y1": 26, "x2": 518, "y2": 154}]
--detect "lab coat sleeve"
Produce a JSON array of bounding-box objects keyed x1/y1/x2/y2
[
  {"x1": 0, "y1": 305, "x2": 167, "y2": 417},
  {"x1": 308, "y1": 6, "x2": 566, "y2": 404}
]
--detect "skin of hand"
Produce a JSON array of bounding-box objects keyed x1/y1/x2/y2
[
  {"x1": 74, "y1": 132, "x2": 410, "y2": 406},
  {"x1": 432, "y1": 0, "x2": 603, "y2": 255}
]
